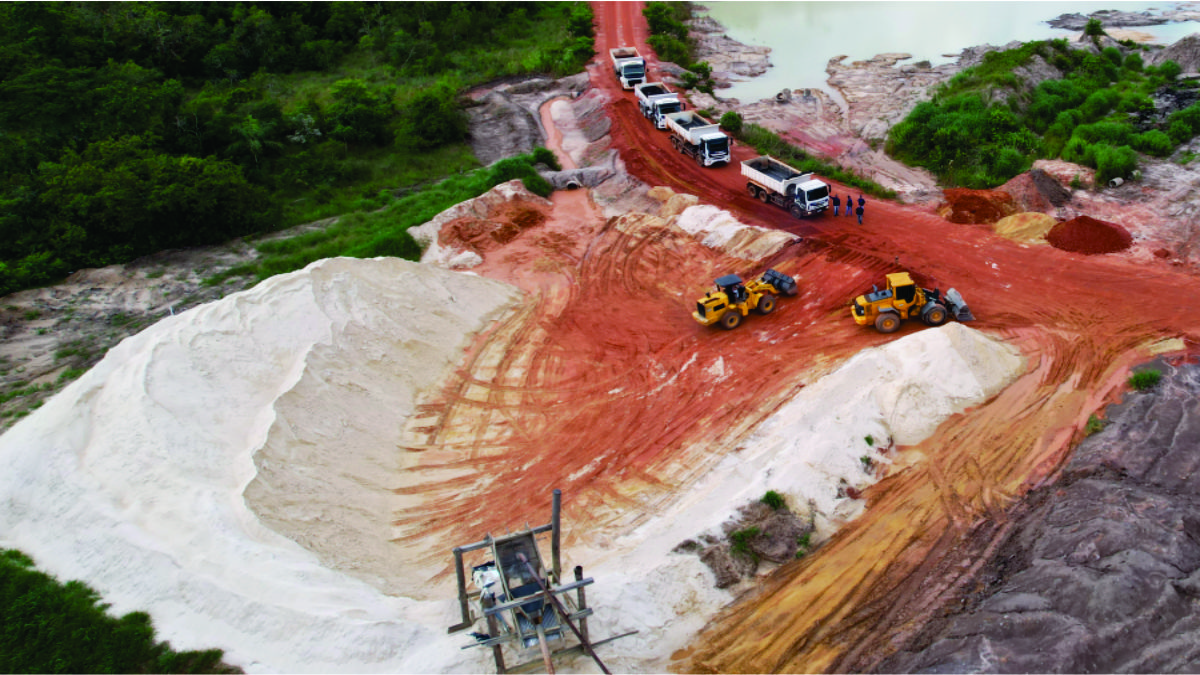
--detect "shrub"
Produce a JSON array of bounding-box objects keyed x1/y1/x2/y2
[
  {"x1": 531, "y1": 146, "x2": 562, "y2": 171},
  {"x1": 1084, "y1": 413, "x2": 1107, "y2": 435},
  {"x1": 1160, "y1": 59, "x2": 1183, "y2": 81},
  {"x1": 719, "y1": 111, "x2": 743, "y2": 133},
  {"x1": 1129, "y1": 369, "x2": 1163, "y2": 391},
  {"x1": 729, "y1": 527, "x2": 761, "y2": 560},
  {"x1": 0, "y1": 549, "x2": 231, "y2": 673},
  {"x1": 1124, "y1": 53, "x2": 1144, "y2": 72},
  {"x1": 761, "y1": 490, "x2": 785, "y2": 510},
  {"x1": 1084, "y1": 18, "x2": 1106, "y2": 37},
  {"x1": 1093, "y1": 143, "x2": 1137, "y2": 184},
  {"x1": 1133, "y1": 130, "x2": 1173, "y2": 157}
]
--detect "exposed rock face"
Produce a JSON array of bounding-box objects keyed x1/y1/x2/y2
[
  {"x1": 827, "y1": 53, "x2": 960, "y2": 141},
  {"x1": 1048, "y1": 9, "x2": 1168, "y2": 30},
  {"x1": 1147, "y1": 33, "x2": 1200, "y2": 71},
  {"x1": 688, "y1": 14, "x2": 772, "y2": 83},
  {"x1": 464, "y1": 74, "x2": 589, "y2": 166},
  {"x1": 677, "y1": 500, "x2": 815, "y2": 589},
  {"x1": 880, "y1": 359, "x2": 1200, "y2": 674}
]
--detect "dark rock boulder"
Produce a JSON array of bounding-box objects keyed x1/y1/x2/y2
[{"x1": 879, "y1": 359, "x2": 1200, "y2": 673}]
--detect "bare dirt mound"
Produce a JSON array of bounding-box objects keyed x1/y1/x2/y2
[
  {"x1": 937, "y1": 188, "x2": 1018, "y2": 224},
  {"x1": 1047, "y1": 215, "x2": 1133, "y2": 254},
  {"x1": 993, "y1": 212, "x2": 1056, "y2": 244}
]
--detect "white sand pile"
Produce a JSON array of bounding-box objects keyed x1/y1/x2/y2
[
  {"x1": 0, "y1": 257, "x2": 521, "y2": 673},
  {"x1": 648, "y1": 185, "x2": 799, "y2": 261},
  {"x1": 674, "y1": 204, "x2": 798, "y2": 260}
]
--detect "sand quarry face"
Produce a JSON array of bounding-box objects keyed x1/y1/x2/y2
[{"x1": 0, "y1": 184, "x2": 1026, "y2": 673}]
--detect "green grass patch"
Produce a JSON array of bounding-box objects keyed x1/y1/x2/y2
[
  {"x1": 0, "y1": 549, "x2": 236, "y2": 673},
  {"x1": 729, "y1": 527, "x2": 761, "y2": 561},
  {"x1": 209, "y1": 151, "x2": 554, "y2": 285},
  {"x1": 761, "y1": 490, "x2": 786, "y2": 511},
  {"x1": 1129, "y1": 369, "x2": 1163, "y2": 391},
  {"x1": 795, "y1": 532, "x2": 813, "y2": 559},
  {"x1": 1084, "y1": 413, "x2": 1108, "y2": 436}
]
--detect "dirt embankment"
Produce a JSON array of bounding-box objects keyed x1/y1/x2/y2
[{"x1": 881, "y1": 356, "x2": 1200, "y2": 673}]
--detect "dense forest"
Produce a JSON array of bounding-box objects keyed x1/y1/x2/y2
[
  {"x1": 887, "y1": 26, "x2": 1200, "y2": 188},
  {"x1": 0, "y1": 1, "x2": 593, "y2": 295}
]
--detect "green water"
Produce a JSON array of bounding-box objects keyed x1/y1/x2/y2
[{"x1": 701, "y1": 1, "x2": 1200, "y2": 102}]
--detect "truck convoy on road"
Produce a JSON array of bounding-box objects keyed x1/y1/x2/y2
[
  {"x1": 665, "y1": 110, "x2": 730, "y2": 167},
  {"x1": 634, "y1": 82, "x2": 684, "y2": 129},
  {"x1": 742, "y1": 156, "x2": 831, "y2": 219},
  {"x1": 851, "y1": 272, "x2": 975, "y2": 333},
  {"x1": 610, "y1": 47, "x2": 646, "y2": 89}
]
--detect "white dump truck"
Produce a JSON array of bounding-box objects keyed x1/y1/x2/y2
[
  {"x1": 634, "y1": 82, "x2": 684, "y2": 129},
  {"x1": 664, "y1": 110, "x2": 731, "y2": 167},
  {"x1": 609, "y1": 47, "x2": 646, "y2": 89},
  {"x1": 741, "y1": 155, "x2": 831, "y2": 218}
]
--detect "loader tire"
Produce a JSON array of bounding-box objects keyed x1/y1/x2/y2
[
  {"x1": 720, "y1": 310, "x2": 742, "y2": 330},
  {"x1": 922, "y1": 303, "x2": 948, "y2": 326},
  {"x1": 757, "y1": 295, "x2": 776, "y2": 315},
  {"x1": 875, "y1": 313, "x2": 901, "y2": 333}
]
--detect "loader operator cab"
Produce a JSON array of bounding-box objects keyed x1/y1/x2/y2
[{"x1": 715, "y1": 274, "x2": 747, "y2": 304}]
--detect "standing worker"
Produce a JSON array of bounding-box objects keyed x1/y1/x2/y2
[
  {"x1": 845, "y1": 194, "x2": 853, "y2": 216},
  {"x1": 858, "y1": 193, "x2": 866, "y2": 209},
  {"x1": 855, "y1": 203, "x2": 864, "y2": 225},
  {"x1": 832, "y1": 194, "x2": 841, "y2": 216}
]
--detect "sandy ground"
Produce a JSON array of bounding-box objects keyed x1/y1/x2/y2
[{"x1": 3, "y1": 3, "x2": 1200, "y2": 674}]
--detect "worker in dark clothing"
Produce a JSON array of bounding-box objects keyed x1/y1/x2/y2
[
  {"x1": 831, "y1": 194, "x2": 841, "y2": 216},
  {"x1": 856, "y1": 203, "x2": 864, "y2": 224},
  {"x1": 845, "y1": 195, "x2": 853, "y2": 216},
  {"x1": 858, "y1": 194, "x2": 865, "y2": 209}
]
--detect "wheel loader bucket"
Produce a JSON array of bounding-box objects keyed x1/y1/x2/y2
[{"x1": 944, "y1": 288, "x2": 975, "y2": 322}]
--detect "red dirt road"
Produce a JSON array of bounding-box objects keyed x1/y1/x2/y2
[{"x1": 392, "y1": 3, "x2": 1200, "y2": 672}]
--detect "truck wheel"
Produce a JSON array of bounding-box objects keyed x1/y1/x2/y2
[
  {"x1": 671, "y1": 137, "x2": 681, "y2": 152},
  {"x1": 790, "y1": 205, "x2": 804, "y2": 219},
  {"x1": 759, "y1": 189, "x2": 770, "y2": 204},
  {"x1": 875, "y1": 313, "x2": 901, "y2": 333},
  {"x1": 720, "y1": 310, "x2": 742, "y2": 330},
  {"x1": 747, "y1": 184, "x2": 759, "y2": 199},
  {"x1": 922, "y1": 304, "x2": 948, "y2": 326},
  {"x1": 695, "y1": 152, "x2": 705, "y2": 166},
  {"x1": 757, "y1": 295, "x2": 776, "y2": 315}
]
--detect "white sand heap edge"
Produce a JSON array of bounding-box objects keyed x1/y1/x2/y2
[{"x1": 0, "y1": 257, "x2": 522, "y2": 674}]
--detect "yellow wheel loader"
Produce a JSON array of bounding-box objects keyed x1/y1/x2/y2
[
  {"x1": 693, "y1": 269, "x2": 798, "y2": 330},
  {"x1": 850, "y1": 271, "x2": 974, "y2": 333}
]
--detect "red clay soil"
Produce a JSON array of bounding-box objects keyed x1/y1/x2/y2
[
  {"x1": 393, "y1": 3, "x2": 1200, "y2": 674},
  {"x1": 937, "y1": 187, "x2": 1019, "y2": 224},
  {"x1": 1046, "y1": 215, "x2": 1133, "y2": 255}
]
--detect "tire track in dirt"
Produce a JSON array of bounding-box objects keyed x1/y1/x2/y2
[{"x1": 582, "y1": 3, "x2": 1200, "y2": 672}]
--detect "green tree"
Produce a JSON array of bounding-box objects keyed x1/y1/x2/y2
[
  {"x1": 399, "y1": 84, "x2": 467, "y2": 150},
  {"x1": 328, "y1": 78, "x2": 395, "y2": 145}
]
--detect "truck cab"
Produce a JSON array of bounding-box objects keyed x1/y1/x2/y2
[
  {"x1": 699, "y1": 132, "x2": 730, "y2": 165},
  {"x1": 792, "y1": 178, "x2": 831, "y2": 214},
  {"x1": 650, "y1": 98, "x2": 683, "y2": 129},
  {"x1": 616, "y1": 60, "x2": 645, "y2": 89}
]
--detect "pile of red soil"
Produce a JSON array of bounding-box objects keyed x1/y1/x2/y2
[
  {"x1": 439, "y1": 204, "x2": 548, "y2": 254},
  {"x1": 937, "y1": 188, "x2": 1018, "y2": 225},
  {"x1": 1046, "y1": 215, "x2": 1132, "y2": 255}
]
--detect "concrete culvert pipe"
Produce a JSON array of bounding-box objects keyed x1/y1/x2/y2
[
  {"x1": 565, "y1": 180, "x2": 581, "y2": 190},
  {"x1": 1109, "y1": 177, "x2": 1125, "y2": 188}
]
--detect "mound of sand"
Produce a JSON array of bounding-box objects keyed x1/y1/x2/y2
[
  {"x1": 0, "y1": 257, "x2": 523, "y2": 673},
  {"x1": 1047, "y1": 215, "x2": 1133, "y2": 254},
  {"x1": 994, "y1": 212, "x2": 1057, "y2": 244},
  {"x1": 938, "y1": 188, "x2": 1018, "y2": 225}
]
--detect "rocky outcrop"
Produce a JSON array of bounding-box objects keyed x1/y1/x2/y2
[
  {"x1": 688, "y1": 14, "x2": 772, "y2": 84},
  {"x1": 1147, "y1": 33, "x2": 1200, "y2": 71},
  {"x1": 464, "y1": 74, "x2": 589, "y2": 165},
  {"x1": 676, "y1": 499, "x2": 815, "y2": 589},
  {"x1": 1048, "y1": 9, "x2": 1168, "y2": 30},
  {"x1": 880, "y1": 358, "x2": 1200, "y2": 674}
]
